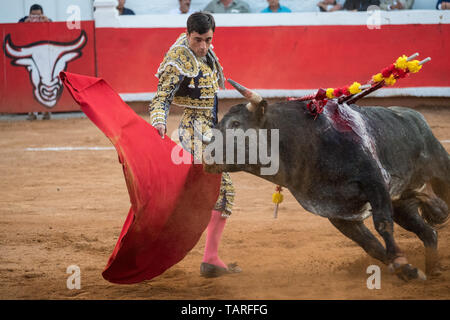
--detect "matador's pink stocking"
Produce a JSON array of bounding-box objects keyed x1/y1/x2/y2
[{"x1": 202, "y1": 210, "x2": 227, "y2": 269}]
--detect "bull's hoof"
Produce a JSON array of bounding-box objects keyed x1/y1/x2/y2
[
  {"x1": 426, "y1": 249, "x2": 442, "y2": 277},
  {"x1": 427, "y1": 266, "x2": 443, "y2": 277},
  {"x1": 389, "y1": 262, "x2": 427, "y2": 281},
  {"x1": 426, "y1": 261, "x2": 444, "y2": 277}
]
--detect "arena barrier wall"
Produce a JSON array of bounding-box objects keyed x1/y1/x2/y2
[
  {"x1": 1, "y1": 10, "x2": 449, "y2": 113},
  {"x1": 95, "y1": 10, "x2": 450, "y2": 103}
]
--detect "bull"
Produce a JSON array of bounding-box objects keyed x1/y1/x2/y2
[
  {"x1": 3, "y1": 31, "x2": 87, "y2": 108},
  {"x1": 204, "y1": 79, "x2": 450, "y2": 281}
]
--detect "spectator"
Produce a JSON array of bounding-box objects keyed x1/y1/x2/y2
[
  {"x1": 261, "y1": 0, "x2": 292, "y2": 12},
  {"x1": 436, "y1": 0, "x2": 450, "y2": 9},
  {"x1": 18, "y1": 4, "x2": 51, "y2": 23},
  {"x1": 380, "y1": 0, "x2": 414, "y2": 10},
  {"x1": 343, "y1": 0, "x2": 380, "y2": 11},
  {"x1": 317, "y1": 0, "x2": 344, "y2": 11},
  {"x1": 18, "y1": 4, "x2": 52, "y2": 121},
  {"x1": 170, "y1": 0, "x2": 195, "y2": 14},
  {"x1": 204, "y1": 0, "x2": 250, "y2": 13},
  {"x1": 117, "y1": 0, "x2": 135, "y2": 15}
]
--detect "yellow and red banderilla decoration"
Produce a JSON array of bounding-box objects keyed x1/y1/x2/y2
[
  {"x1": 325, "y1": 53, "x2": 427, "y2": 100},
  {"x1": 274, "y1": 53, "x2": 431, "y2": 217},
  {"x1": 332, "y1": 52, "x2": 430, "y2": 105},
  {"x1": 287, "y1": 52, "x2": 431, "y2": 117},
  {"x1": 272, "y1": 185, "x2": 283, "y2": 219}
]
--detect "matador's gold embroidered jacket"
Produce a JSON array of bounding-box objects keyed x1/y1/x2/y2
[
  {"x1": 149, "y1": 33, "x2": 225, "y2": 127},
  {"x1": 149, "y1": 33, "x2": 234, "y2": 217}
]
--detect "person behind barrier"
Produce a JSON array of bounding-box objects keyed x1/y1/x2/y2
[
  {"x1": 18, "y1": 4, "x2": 52, "y2": 121},
  {"x1": 204, "y1": 0, "x2": 250, "y2": 13},
  {"x1": 379, "y1": 0, "x2": 414, "y2": 10},
  {"x1": 436, "y1": 0, "x2": 450, "y2": 9},
  {"x1": 343, "y1": 0, "x2": 380, "y2": 11},
  {"x1": 117, "y1": 0, "x2": 135, "y2": 15},
  {"x1": 261, "y1": 0, "x2": 292, "y2": 12},
  {"x1": 149, "y1": 12, "x2": 241, "y2": 278},
  {"x1": 170, "y1": 0, "x2": 195, "y2": 14},
  {"x1": 18, "y1": 4, "x2": 52, "y2": 23},
  {"x1": 317, "y1": 0, "x2": 344, "y2": 11}
]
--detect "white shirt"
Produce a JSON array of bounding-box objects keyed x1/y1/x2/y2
[
  {"x1": 323, "y1": 0, "x2": 345, "y2": 11},
  {"x1": 169, "y1": 7, "x2": 195, "y2": 15}
]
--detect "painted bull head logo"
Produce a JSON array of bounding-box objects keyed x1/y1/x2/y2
[{"x1": 3, "y1": 31, "x2": 87, "y2": 108}]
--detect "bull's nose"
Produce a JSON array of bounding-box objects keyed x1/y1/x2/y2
[{"x1": 39, "y1": 84, "x2": 60, "y2": 101}]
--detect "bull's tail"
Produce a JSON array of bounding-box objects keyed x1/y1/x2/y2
[
  {"x1": 429, "y1": 148, "x2": 450, "y2": 218},
  {"x1": 426, "y1": 140, "x2": 450, "y2": 226},
  {"x1": 429, "y1": 177, "x2": 450, "y2": 226},
  {"x1": 416, "y1": 191, "x2": 449, "y2": 227},
  {"x1": 396, "y1": 190, "x2": 448, "y2": 227}
]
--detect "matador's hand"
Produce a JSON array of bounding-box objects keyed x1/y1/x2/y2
[{"x1": 154, "y1": 124, "x2": 166, "y2": 139}]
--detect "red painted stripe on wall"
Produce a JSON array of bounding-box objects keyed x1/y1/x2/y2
[
  {"x1": 95, "y1": 24, "x2": 450, "y2": 94},
  {"x1": 1, "y1": 21, "x2": 448, "y2": 113}
]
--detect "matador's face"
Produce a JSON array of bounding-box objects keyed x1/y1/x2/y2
[{"x1": 187, "y1": 29, "x2": 213, "y2": 58}]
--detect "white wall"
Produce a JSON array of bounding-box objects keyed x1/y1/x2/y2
[
  {"x1": 125, "y1": 0, "x2": 436, "y2": 14},
  {"x1": 0, "y1": 0, "x2": 437, "y2": 23},
  {"x1": 126, "y1": 0, "x2": 326, "y2": 14},
  {"x1": 0, "y1": 0, "x2": 94, "y2": 23}
]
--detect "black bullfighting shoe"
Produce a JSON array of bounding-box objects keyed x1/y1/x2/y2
[{"x1": 200, "y1": 262, "x2": 242, "y2": 278}]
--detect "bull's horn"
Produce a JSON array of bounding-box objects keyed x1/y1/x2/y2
[
  {"x1": 4, "y1": 34, "x2": 32, "y2": 58},
  {"x1": 202, "y1": 135, "x2": 211, "y2": 144},
  {"x1": 60, "y1": 31, "x2": 87, "y2": 53},
  {"x1": 227, "y1": 79, "x2": 262, "y2": 112}
]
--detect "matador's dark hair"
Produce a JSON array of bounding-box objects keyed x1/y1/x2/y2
[{"x1": 187, "y1": 11, "x2": 216, "y2": 34}]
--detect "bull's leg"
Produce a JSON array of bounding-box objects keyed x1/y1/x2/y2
[
  {"x1": 392, "y1": 196, "x2": 441, "y2": 276},
  {"x1": 363, "y1": 181, "x2": 426, "y2": 281},
  {"x1": 329, "y1": 218, "x2": 388, "y2": 264}
]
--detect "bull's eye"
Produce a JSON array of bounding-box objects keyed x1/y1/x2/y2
[{"x1": 231, "y1": 120, "x2": 240, "y2": 128}]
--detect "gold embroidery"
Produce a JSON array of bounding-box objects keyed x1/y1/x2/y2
[
  {"x1": 156, "y1": 34, "x2": 199, "y2": 78},
  {"x1": 200, "y1": 87, "x2": 216, "y2": 98},
  {"x1": 198, "y1": 77, "x2": 212, "y2": 88},
  {"x1": 173, "y1": 96, "x2": 215, "y2": 109},
  {"x1": 149, "y1": 35, "x2": 231, "y2": 213},
  {"x1": 177, "y1": 109, "x2": 235, "y2": 215},
  {"x1": 149, "y1": 64, "x2": 184, "y2": 125},
  {"x1": 149, "y1": 33, "x2": 233, "y2": 215}
]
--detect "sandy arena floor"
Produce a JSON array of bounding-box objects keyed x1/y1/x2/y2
[{"x1": 0, "y1": 105, "x2": 449, "y2": 300}]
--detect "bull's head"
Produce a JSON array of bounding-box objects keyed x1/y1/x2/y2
[
  {"x1": 3, "y1": 31, "x2": 87, "y2": 108},
  {"x1": 203, "y1": 79, "x2": 279, "y2": 176}
]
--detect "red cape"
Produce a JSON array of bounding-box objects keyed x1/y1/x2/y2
[{"x1": 60, "y1": 71, "x2": 221, "y2": 284}]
